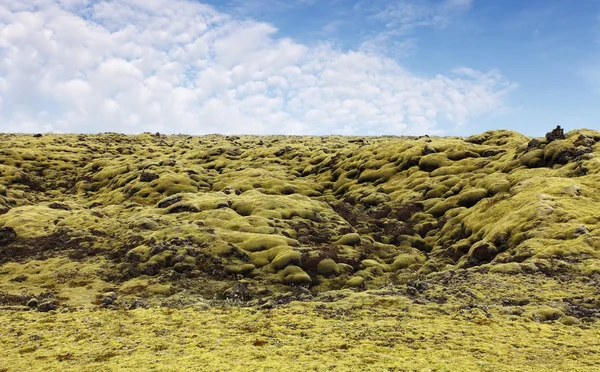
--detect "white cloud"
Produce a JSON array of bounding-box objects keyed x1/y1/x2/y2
[
  {"x1": 368, "y1": 0, "x2": 473, "y2": 34},
  {"x1": 0, "y1": 0, "x2": 511, "y2": 135},
  {"x1": 359, "y1": 0, "x2": 475, "y2": 58}
]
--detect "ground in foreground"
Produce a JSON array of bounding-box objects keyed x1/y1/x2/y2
[{"x1": 1, "y1": 287, "x2": 599, "y2": 372}]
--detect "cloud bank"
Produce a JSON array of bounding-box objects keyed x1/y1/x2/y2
[{"x1": 0, "y1": 0, "x2": 513, "y2": 135}]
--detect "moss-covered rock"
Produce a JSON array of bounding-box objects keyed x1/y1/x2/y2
[
  {"x1": 0, "y1": 129, "x2": 599, "y2": 309},
  {"x1": 279, "y1": 266, "x2": 312, "y2": 285},
  {"x1": 335, "y1": 233, "x2": 361, "y2": 246}
]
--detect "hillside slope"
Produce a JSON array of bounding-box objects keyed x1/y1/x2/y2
[
  {"x1": 0, "y1": 127, "x2": 599, "y2": 308},
  {"x1": 1, "y1": 128, "x2": 600, "y2": 371}
]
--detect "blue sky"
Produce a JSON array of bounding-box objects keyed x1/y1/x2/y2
[
  {"x1": 204, "y1": 0, "x2": 600, "y2": 136},
  {"x1": 0, "y1": 0, "x2": 599, "y2": 136}
]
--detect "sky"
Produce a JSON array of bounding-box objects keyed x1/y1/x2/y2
[{"x1": 0, "y1": 0, "x2": 599, "y2": 136}]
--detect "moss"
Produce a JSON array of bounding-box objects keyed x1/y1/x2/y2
[
  {"x1": 531, "y1": 307, "x2": 565, "y2": 322},
  {"x1": 458, "y1": 188, "x2": 488, "y2": 207},
  {"x1": 520, "y1": 149, "x2": 545, "y2": 168},
  {"x1": 281, "y1": 184, "x2": 296, "y2": 195},
  {"x1": 559, "y1": 316, "x2": 581, "y2": 326},
  {"x1": 390, "y1": 254, "x2": 421, "y2": 271},
  {"x1": 316, "y1": 259, "x2": 338, "y2": 276},
  {"x1": 427, "y1": 200, "x2": 457, "y2": 217},
  {"x1": 361, "y1": 192, "x2": 390, "y2": 207},
  {"x1": 357, "y1": 167, "x2": 396, "y2": 184},
  {"x1": 135, "y1": 218, "x2": 159, "y2": 230},
  {"x1": 126, "y1": 245, "x2": 151, "y2": 263},
  {"x1": 424, "y1": 185, "x2": 450, "y2": 199},
  {"x1": 148, "y1": 251, "x2": 174, "y2": 267},
  {"x1": 343, "y1": 276, "x2": 365, "y2": 289},
  {"x1": 1, "y1": 131, "x2": 600, "y2": 365},
  {"x1": 418, "y1": 154, "x2": 451, "y2": 172},
  {"x1": 270, "y1": 250, "x2": 302, "y2": 271},
  {"x1": 278, "y1": 265, "x2": 312, "y2": 285},
  {"x1": 224, "y1": 264, "x2": 256, "y2": 275},
  {"x1": 236, "y1": 235, "x2": 293, "y2": 253},
  {"x1": 487, "y1": 180, "x2": 511, "y2": 195},
  {"x1": 250, "y1": 246, "x2": 289, "y2": 267},
  {"x1": 489, "y1": 263, "x2": 522, "y2": 274},
  {"x1": 335, "y1": 233, "x2": 361, "y2": 246}
]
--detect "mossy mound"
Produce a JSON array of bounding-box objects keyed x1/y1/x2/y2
[{"x1": 0, "y1": 128, "x2": 599, "y2": 310}]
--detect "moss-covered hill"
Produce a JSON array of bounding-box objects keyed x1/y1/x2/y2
[
  {"x1": 0, "y1": 127, "x2": 599, "y2": 309},
  {"x1": 1, "y1": 127, "x2": 600, "y2": 371}
]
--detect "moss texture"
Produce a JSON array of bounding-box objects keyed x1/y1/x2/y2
[{"x1": 0, "y1": 129, "x2": 599, "y2": 370}]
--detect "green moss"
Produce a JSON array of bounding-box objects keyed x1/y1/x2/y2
[
  {"x1": 335, "y1": 233, "x2": 361, "y2": 246},
  {"x1": 270, "y1": 250, "x2": 302, "y2": 271},
  {"x1": 418, "y1": 154, "x2": 451, "y2": 172},
  {"x1": 316, "y1": 259, "x2": 338, "y2": 276},
  {"x1": 559, "y1": 316, "x2": 581, "y2": 326},
  {"x1": 278, "y1": 265, "x2": 312, "y2": 285},
  {"x1": 224, "y1": 264, "x2": 256, "y2": 275},
  {"x1": 427, "y1": 200, "x2": 457, "y2": 217},
  {"x1": 236, "y1": 235, "x2": 293, "y2": 253},
  {"x1": 343, "y1": 276, "x2": 365, "y2": 289},
  {"x1": 250, "y1": 246, "x2": 289, "y2": 267},
  {"x1": 1, "y1": 131, "x2": 600, "y2": 366},
  {"x1": 458, "y1": 188, "x2": 488, "y2": 207},
  {"x1": 361, "y1": 192, "x2": 390, "y2": 207},
  {"x1": 391, "y1": 254, "x2": 421, "y2": 271},
  {"x1": 489, "y1": 263, "x2": 522, "y2": 274},
  {"x1": 126, "y1": 245, "x2": 151, "y2": 263},
  {"x1": 520, "y1": 149, "x2": 545, "y2": 168},
  {"x1": 487, "y1": 180, "x2": 511, "y2": 195},
  {"x1": 357, "y1": 166, "x2": 396, "y2": 184},
  {"x1": 531, "y1": 307, "x2": 565, "y2": 322}
]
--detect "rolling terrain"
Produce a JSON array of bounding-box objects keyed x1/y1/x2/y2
[{"x1": 1, "y1": 127, "x2": 599, "y2": 371}]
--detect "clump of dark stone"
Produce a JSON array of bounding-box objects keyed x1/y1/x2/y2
[
  {"x1": 26, "y1": 298, "x2": 38, "y2": 309},
  {"x1": 526, "y1": 138, "x2": 542, "y2": 151},
  {"x1": 129, "y1": 298, "x2": 148, "y2": 310},
  {"x1": 226, "y1": 282, "x2": 252, "y2": 302},
  {"x1": 157, "y1": 195, "x2": 183, "y2": 208},
  {"x1": 545, "y1": 125, "x2": 565, "y2": 142},
  {"x1": 37, "y1": 300, "x2": 57, "y2": 312},
  {"x1": 101, "y1": 292, "x2": 118, "y2": 307},
  {"x1": 0, "y1": 226, "x2": 16, "y2": 246},
  {"x1": 9, "y1": 275, "x2": 27, "y2": 283},
  {"x1": 140, "y1": 171, "x2": 159, "y2": 182},
  {"x1": 48, "y1": 202, "x2": 71, "y2": 211},
  {"x1": 406, "y1": 280, "x2": 428, "y2": 296},
  {"x1": 259, "y1": 287, "x2": 313, "y2": 309}
]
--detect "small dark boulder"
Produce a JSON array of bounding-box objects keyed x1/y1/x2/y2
[
  {"x1": 157, "y1": 195, "x2": 183, "y2": 209},
  {"x1": 553, "y1": 148, "x2": 575, "y2": 165},
  {"x1": 526, "y1": 138, "x2": 542, "y2": 151},
  {"x1": 37, "y1": 300, "x2": 57, "y2": 312},
  {"x1": 545, "y1": 125, "x2": 565, "y2": 142},
  {"x1": 10, "y1": 275, "x2": 27, "y2": 283},
  {"x1": 422, "y1": 145, "x2": 436, "y2": 155},
  {"x1": 173, "y1": 262, "x2": 196, "y2": 273},
  {"x1": 469, "y1": 241, "x2": 497, "y2": 263},
  {"x1": 159, "y1": 159, "x2": 177, "y2": 167},
  {"x1": 48, "y1": 202, "x2": 71, "y2": 211},
  {"x1": 101, "y1": 292, "x2": 117, "y2": 306},
  {"x1": 26, "y1": 298, "x2": 38, "y2": 309},
  {"x1": 226, "y1": 282, "x2": 252, "y2": 302},
  {"x1": 573, "y1": 134, "x2": 595, "y2": 148},
  {"x1": 129, "y1": 298, "x2": 148, "y2": 310},
  {"x1": 0, "y1": 226, "x2": 17, "y2": 246},
  {"x1": 406, "y1": 286, "x2": 418, "y2": 296},
  {"x1": 139, "y1": 171, "x2": 159, "y2": 182}
]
